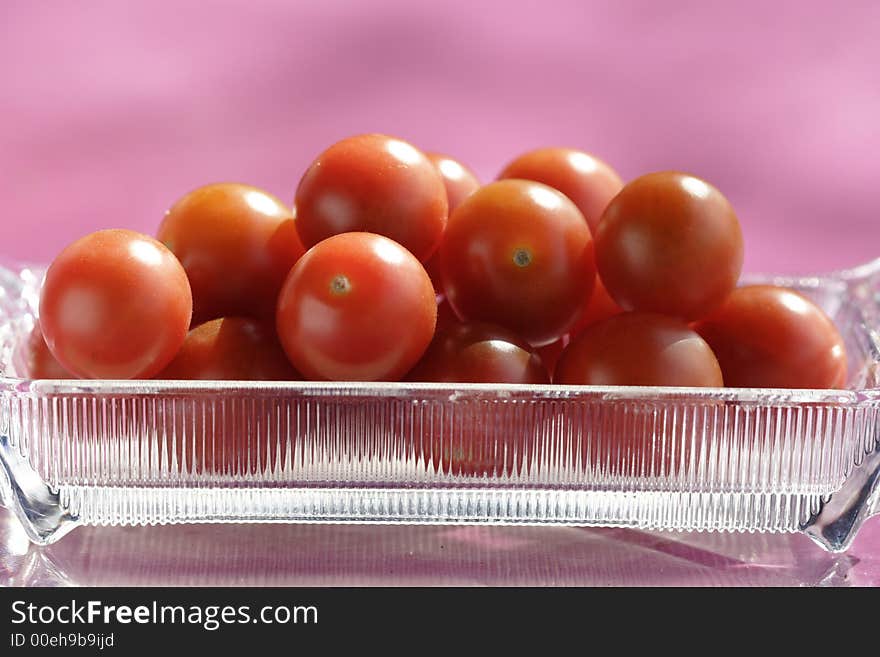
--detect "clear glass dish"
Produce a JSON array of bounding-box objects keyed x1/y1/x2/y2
[{"x1": 1, "y1": 262, "x2": 878, "y2": 552}]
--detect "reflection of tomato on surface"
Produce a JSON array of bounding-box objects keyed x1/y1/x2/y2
[
  {"x1": 693, "y1": 285, "x2": 847, "y2": 389},
  {"x1": 158, "y1": 183, "x2": 304, "y2": 325},
  {"x1": 439, "y1": 179, "x2": 596, "y2": 346}
]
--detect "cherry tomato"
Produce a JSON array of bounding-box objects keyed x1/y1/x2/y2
[
  {"x1": 157, "y1": 317, "x2": 300, "y2": 380},
  {"x1": 435, "y1": 295, "x2": 460, "y2": 332},
  {"x1": 407, "y1": 322, "x2": 548, "y2": 384},
  {"x1": 497, "y1": 147, "x2": 623, "y2": 233},
  {"x1": 423, "y1": 253, "x2": 446, "y2": 295},
  {"x1": 692, "y1": 285, "x2": 847, "y2": 388},
  {"x1": 420, "y1": 407, "x2": 535, "y2": 478},
  {"x1": 162, "y1": 388, "x2": 289, "y2": 478},
  {"x1": 568, "y1": 276, "x2": 623, "y2": 339},
  {"x1": 583, "y1": 403, "x2": 702, "y2": 479},
  {"x1": 157, "y1": 318, "x2": 297, "y2": 475},
  {"x1": 422, "y1": 153, "x2": 481, "y2": 295},
  {"x1": 409, "y1": 324, "x2": 541, "y2": 475},
  {"x1": 535, "y1": 335, "x2": 568, "y2": 380},
  {"x1": 158, "y1": 182, "x2": 304, "y2": 325},
  {"x1": 425, "y1": 152, "x2": 481, "y2": 212},
  {"x1": 294, "y1": 134, "x2": 448, "y2": 262},
  {"x1": 555, "y1": 312, "x2": 723, "y2": 387},
  {"x1": 276, "y1": 232, "x2": 436, "y2": 381},
  {"x1": 595, "y1": 172, "x2": 743, "y2": 321},
  {"x1": 27, "y1": 323, "x2": 75, "y2": 379},
  {"x1": 439, "y1": 179, "x2": 596, "y2": 346},
  {"x1": 40, "y1": 229, "x2": 192, "y2": 379}
]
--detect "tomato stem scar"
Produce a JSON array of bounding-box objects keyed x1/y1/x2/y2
[
  {"x1": 330, "y1": 274, "x2": 352, "y2": 295},
  {"x1": 512, "y1": 247, "x2": 532, "y2": 268}
]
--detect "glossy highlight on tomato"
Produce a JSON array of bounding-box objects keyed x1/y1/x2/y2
[
  {"x1": 39, "y1": 229, "x2": 192, "y2": 379},
  {"x1": 276, "y1": 232, "x2": 436, "y2": 381},
  {"x1": 595, "y1": 171, "x2": 743, "y2": 321},
  {"x1": 439, "y1": 179, "x2": 596, "y2": 346},
  {"x1": 498, "y1": 147, "x2": 623, "y2": 233},
  {"x1": 157, "y1": 317, "x2": 300, "y2": 381},
  {"x1": 158, "y1": 182, "x2": 304, "y2": 325},
  {"x1": 407, "y1": 322, "x2": 548, "y2": 384},
  {"x1": 692, "y1": 285, "x2": 847, "y2": 389},
  {"x1": 425, "y1": 152, "x2": 481, "y2": 213},
  {"x1": 555, "y1": 312, "x2": 723, "y2": 387},
  {"x1": 295, "y1": 134, "x2": 448, "y2": 262}
]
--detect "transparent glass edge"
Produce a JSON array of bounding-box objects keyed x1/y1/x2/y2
[{"x1": 2, "y1": 261, "x2": 880, "y2": 549}]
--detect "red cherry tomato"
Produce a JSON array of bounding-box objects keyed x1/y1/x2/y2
[
  {"x1": 422, "y1": 153, "x2": 481, "y2": 295},
  {"x1": 435, "y1": 295, "x2": 460, "y2": 332},
  {"x1": 595, "y1": 172, "x2": 743, "y2": 321},
  {"x1": 276, "y1": 232, "x2": 436, "y2": 381},
  {"x1": 407, "y1": 322, "x2": 548, "y2": 384},
  {"x1": 40, "y1": 229, "x2": 192, "y2": 379},
  {"x1": 425, "y1": 152, "x2": 481, "y2": 212},
  {"x1": 157, "y1": 317, "x2": 300, "y2": 380},
  {"x1": 423, "y1": 253, "x2": 446, "y2": 295},
  {"x1": 692, "y1": 285, "x2": 847, "y2": 388},
  {"x1": 568, "y1": 276, "x2": 623, "y2": 339},
  {"x1": 158, "y1": 182, "x2": 304, "y2": 325},
  {"x1": 439, "y1": 179, "x2": 596, "y2": 346},
  {"x1": 555, "y1": 312, "x2": 723, "y2": 387},
  {"x1": 164, "y1": 403, "x2": 283, "y2": 477},
  {"x1": 294, "y1": 134, "x2": 448, "y2": 262},
  {"x1": 158, "y1": 317, "x2": 298, "y2": 475},
  {"x1": 535, "y1": 335, "x2": 568, "y2": 380},
  {"x1": 420, "y1": 410, "x2": 535, "y2": 478},
  {"x1": 497, "y1": 147, "x2": 623, "y2": 233},
  {"x1": 409, "y1": 324, "x2": 543, "y2": 475},
  {"x1": 27, "y1": 323, "x2": 76, "y2": 379}
]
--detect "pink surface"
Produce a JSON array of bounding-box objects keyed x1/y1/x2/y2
[
  {"x1": 1, "y1": 1, "x2": 879, "y2": 273},
  {"x1": 2, "y1": 508, "x2": 878, "y2": 586}
]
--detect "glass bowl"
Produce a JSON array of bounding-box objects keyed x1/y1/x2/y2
[{"x1": 1, "y1": 261, "x2": 878, "y2": 551}]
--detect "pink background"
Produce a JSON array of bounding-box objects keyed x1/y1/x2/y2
[{"x1": 2, "y1": 1, "x2": 879, "y2": 274}]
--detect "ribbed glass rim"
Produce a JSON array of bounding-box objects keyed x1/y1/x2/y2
[{"x1": 0, "y1": 378, "x2": 870, "y2": 405}]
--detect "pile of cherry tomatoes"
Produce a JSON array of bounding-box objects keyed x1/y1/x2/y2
[{"x1": 34, "y1": 133, "x2": 847, "y2": 390}]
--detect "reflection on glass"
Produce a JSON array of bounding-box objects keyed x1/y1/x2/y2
[{"x1": 0, "y1": 509, "x2": 865, "y2": 587}]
